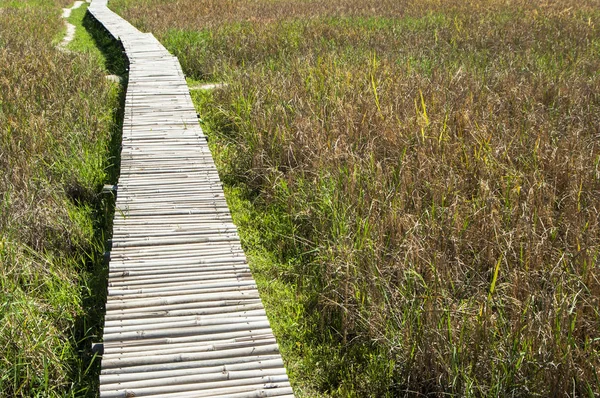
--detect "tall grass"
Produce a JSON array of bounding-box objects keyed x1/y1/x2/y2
[
  {"x1": 0, "y1": 1, "x2": 123, "y2": 395},
  {"x1": 112, "y1": 0, "x2": 600, "y2": 396}
]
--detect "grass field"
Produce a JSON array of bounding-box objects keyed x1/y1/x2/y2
[
  {"x1": 0, "y1": 0, "x2": 124, "y2": 395},
  {"x1": 108, "y1": 0, "x2": 600, "y2": 396}
]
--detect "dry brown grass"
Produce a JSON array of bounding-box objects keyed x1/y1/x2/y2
[
  {"x1": 0, "y1": 1, "x2": 120, "y2": 395},
  {"x1": 111, "y1": 0, "x2": 600, "y2": 396}
]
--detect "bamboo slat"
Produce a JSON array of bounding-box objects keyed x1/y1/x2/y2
[{"x1": 143, "y1": 384, "x2": 292, "y2": 398}]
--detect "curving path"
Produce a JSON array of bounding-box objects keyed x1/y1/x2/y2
[{"x1": 88, "y1": 1, "x2": 294, "y2": 397}]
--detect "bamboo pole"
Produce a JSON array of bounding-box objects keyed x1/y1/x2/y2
[
  {"x1": 100, "y1": 358, "x2": 284, "y2": 384},
  {"x1": 104, "y1": 299, "x2": 264, "y2": 319},
  {"x1": 108, "y1": 258, "x2": 248, "y2": 270},
  {"x1": 108, "y1": 263, "x2": 248, "y2": 277},
  {"x1": 105, "y1": 291, "x2": 260, "y2": 311},
  {"x1": 109, "y1": 267, "x2": 250, "y2": 281},
  {"x1": 101, "y1": 368, "x2": 287, "y2": 392},
  {"x1": 104, "y1": 301, "x2": 265, "y2": 321},
  {"x1": 139, "y1": 384, "x2": 292, "y2": 398},
  {"x1": 107, "y1": 283, "x2": 258, "y2": 300},
  {"x1": 103, "y1": 335, "x2": 276, "y2": 357},
  {"x1": 102, "y1": 337, "x2": 277, "y2": 360},
  {"x1": 99, "y1": 375, "x2": 289, "y2": 398},
  {"x1": 103, "y1": 314, "x2": 269, "y2": 335},
  {"x1": 100, "y1": 355, "x2": 282, "y2": 375},
  {"x1": 102, "y1": 321, "x2": 273, "y2": 343},
  {"x1": 108, "y1": 273, "x2": 252, "y2": 288},
  {"x1": 104, "y1": 308, "x2": 265, "y2": 327},
  {"x1": 103, "y1": 330, "x2": 274, "y2": 353},
  {"x1": 101, "y1": 343, "x2": 280, "y2": 368}
]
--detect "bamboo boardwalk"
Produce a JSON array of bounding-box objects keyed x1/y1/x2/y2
[{"x1": 88, "y1": 1, "x2": 294, "y2": 397}]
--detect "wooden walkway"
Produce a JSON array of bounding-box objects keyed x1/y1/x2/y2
[{"x1": 88, "y1": 1, "x2": 294, "y2": 397}]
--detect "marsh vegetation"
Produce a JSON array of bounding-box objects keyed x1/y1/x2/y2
[
  {"x1": 2, "y1": 0, "x2": 599, "y2": 396},
  {"x1": 0, "y1": 0, "x2": 124, "y2": 395},
  {"x1": 109, "y1": 0, "x2": 600, "y2": 396}
]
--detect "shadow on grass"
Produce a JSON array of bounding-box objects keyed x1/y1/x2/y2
[
  {"x1": 69, "y1": 9, "x2": 128, "y2": 397},
  {"x1": 82, "y1": 10, "x2": 128, "y2": 77}
]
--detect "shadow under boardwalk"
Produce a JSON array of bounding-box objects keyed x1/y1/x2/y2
[{"x1": 88, "y1": 1, "x2": 294, "y2": 397}]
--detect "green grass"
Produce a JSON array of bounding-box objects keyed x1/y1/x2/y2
[
  {"x1": 0, "y1": 1, "x2": 125, "y2": 396},
  {"x1": 112, "y1": 0, "x2": 600, "y2": 396}
]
